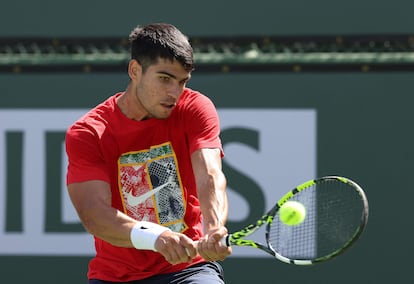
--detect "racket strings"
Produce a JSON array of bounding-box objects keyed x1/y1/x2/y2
[{"x1": 268, "y1": 180, "x2": 366, "y2": 261}]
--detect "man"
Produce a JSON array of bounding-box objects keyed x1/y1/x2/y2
[{"x1": 66, "y1": 23, "x2": 232, "y2": 283}]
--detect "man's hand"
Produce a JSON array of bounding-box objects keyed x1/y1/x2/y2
[
  {"x1": 155, "y1": 230, "x2": 198, "y2": 264},
  {"x1": 197, "y1": 227, "x2": 232, "y2": 262}
]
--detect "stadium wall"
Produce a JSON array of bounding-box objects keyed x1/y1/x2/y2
[
  {"x1": 1, "y1": 1, "x2": 414, "y2": 283},
  {"x1": 1, "y1": 72, "x2": 412, "y2": 283}
]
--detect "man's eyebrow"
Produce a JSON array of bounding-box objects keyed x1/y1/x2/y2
[{"x1": 157, "y1": 71, "x2": 191, "y2": 82}]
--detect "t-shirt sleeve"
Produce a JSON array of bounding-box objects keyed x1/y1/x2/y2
[
  {"x1": 65, "y1": 122, "x2": 111, "y2": 185},
  {"x1": 184, "y1": 92, "x2": 223, "y2": 157}
]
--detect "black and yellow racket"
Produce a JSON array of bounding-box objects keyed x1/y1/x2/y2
[{"x1": 221, "y1": 176, "x2": 369, "y2": 265}]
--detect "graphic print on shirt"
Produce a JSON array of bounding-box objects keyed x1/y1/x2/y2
[{"x1": 118, "y1": 143, "x2": 187, "y2": 233}]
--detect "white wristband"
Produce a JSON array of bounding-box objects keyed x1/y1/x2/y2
[{"x1": 130, "y1": 221, "x2": 171, "y2": 251}]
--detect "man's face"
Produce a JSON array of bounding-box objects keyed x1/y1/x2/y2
[{"x1": 135, "y1": 58, "x2": 191, "y2": 119}]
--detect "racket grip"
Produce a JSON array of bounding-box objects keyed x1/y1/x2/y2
[
  {"x1": 220, "y1": 235, "x2": 230, "y2": 247},
  {"x1": 186, "y1": 236, "x2": 230, "y2": 256}
]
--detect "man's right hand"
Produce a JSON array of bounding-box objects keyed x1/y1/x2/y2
[{"x1": 155, "y1": 231, "x2": 198, "y2": 264}]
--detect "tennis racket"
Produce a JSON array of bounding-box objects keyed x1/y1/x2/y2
[{"x1": 221, "y1": 176, "x2": 369, "y2": 265}]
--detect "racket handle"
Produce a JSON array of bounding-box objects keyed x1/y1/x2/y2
[
  {"x1": 186, "y1": 235, "x2": 230, "y2": 256},
  {"x1": 220, "y1": 235, "x2": 230, "y2": 247}
]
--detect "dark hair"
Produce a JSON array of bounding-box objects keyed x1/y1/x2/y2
[{"x1": 129, "y1": 23, "x2": 194, "y2": 72}]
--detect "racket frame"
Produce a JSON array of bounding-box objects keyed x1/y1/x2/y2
[{"x1": 225, "y1": 176, "x2": 369, "y2": 265}]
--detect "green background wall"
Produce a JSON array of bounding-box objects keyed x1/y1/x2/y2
[
  {"x1": 1, "y1": 72, "x2": 412, "y2": 282},
  {"x1": 1, "y1": 0, "x2": 414, "y2": 282},
  {"x1": 1, "y1": 0, "x2": 413, "y2": 37}
]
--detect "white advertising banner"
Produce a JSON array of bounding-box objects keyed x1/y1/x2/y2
[{"x1": 0, "y1": 109, "x2": 316, "y2": 257}]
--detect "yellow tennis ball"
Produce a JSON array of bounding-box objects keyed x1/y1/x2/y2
[{"x1": 279, "y1": 201, "x2": 306, "y2": 226}]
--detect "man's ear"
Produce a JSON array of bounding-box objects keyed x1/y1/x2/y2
[{"x1": 128, "y1": 59, "x2": 142, "y2": 80}]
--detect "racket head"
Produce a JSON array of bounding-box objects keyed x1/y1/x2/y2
[{"x1": 267, "y1": 176, "x2": 369, "y2": 265}]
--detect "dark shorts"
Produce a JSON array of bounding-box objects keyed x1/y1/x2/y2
[{"x1": 89, "y1": 261, "x2": 225, "y2": 284}]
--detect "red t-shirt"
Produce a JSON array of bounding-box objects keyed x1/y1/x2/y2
[{"x1": 66, "y1": 88, "x2": 223, "y2": 281}]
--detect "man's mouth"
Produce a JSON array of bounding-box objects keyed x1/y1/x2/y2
[{"x1": 161, "y1": 102, "x2": 176, "y2": 109}]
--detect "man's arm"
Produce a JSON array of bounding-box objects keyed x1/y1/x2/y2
[
  {"x1": 67, "y1": 180, "x2": 198, "y2": 264},
  {"x1": 68, "y1": 180, "x2": 137, "y2": 246},
  {"x1": 191, "y1": 148, "x2": 232, "y2": 261}
]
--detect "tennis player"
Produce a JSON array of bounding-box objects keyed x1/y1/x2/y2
[{"x1": 65, "y1": 23, "x2": 231, "y2": 283}]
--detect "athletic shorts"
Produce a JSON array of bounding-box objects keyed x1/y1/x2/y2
[{"x1": 89, "y1": 261, "x2": 225, "y2": 284}]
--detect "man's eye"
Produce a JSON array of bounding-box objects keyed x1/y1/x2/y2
[{"x1": 160, "y1": 76, "x2": 170, "y2": 82}]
